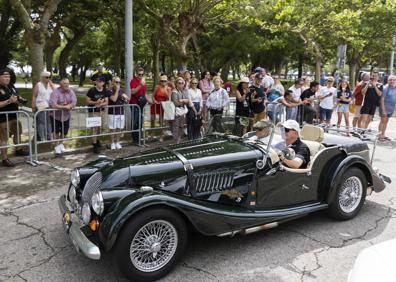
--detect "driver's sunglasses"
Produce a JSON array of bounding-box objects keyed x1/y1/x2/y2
[{"x1": 284, "y1": 128, "x2": 295, "y2": 133}]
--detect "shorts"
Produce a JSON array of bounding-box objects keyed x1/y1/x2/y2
[
  {"x1": 337, "y1": 104, "x2": 349, "y2": 113},
  {"x1": 354, "y1": 105, "x2": 362, "y2": 118},
  {"x1": 319, "y1": 107, "x2": 333, "y2": 121},
  {"x1": 360, "y1": 104, "x2": 377, "y2": 116},
  {"x1": 379, "y1": 108, "x2": 394, "y2": 118},
  {"x1": 108, "y1": 114, "x2": 125, "y2": 129},
  {"x1": 50, "y1": 117, "x2": 70, "y2": 136},
  {"x1": 0, "y1": 119, "x2": 22, "y2": 143}
]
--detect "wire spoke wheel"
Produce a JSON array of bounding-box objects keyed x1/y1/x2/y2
[
  {"x1": 130, "y1": 220, "x2": 178, "y2": 273},
  {"x1": 338, "y1": 176, "x2": 363, "y2": 213}
]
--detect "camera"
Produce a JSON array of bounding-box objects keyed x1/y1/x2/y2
[{"x1": 12, "y1": 94, "x2": 28, "y2": 106}]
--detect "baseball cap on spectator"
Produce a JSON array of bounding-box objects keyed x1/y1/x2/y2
[
  {"x1": 94, "y1": 76, "x2": 105, "y2": 82},
  {"x1": 253, "y1": 119, "x2": 272, "y2": 130},
  {"x1": 255, "y1": 67, "x2": 262, "y2": 73},
  {"x1": 278, "y1": 119, "x2": 300, "y2": 134},
  {"x1": 255, "y1": 73, "x2": 263, "y2": 80},
  {"x1": 0, "y1": 68, "x2": 10, "y2": 76},
  {"x1": 160, "y1": 75, "x2": 168, "y2": 81},
  {"x1": 237, "y1": 77, "x2": 250, "y2": 84},
  {"x1": 40, "y1": 71, "x2": 51, "y2": 77}
]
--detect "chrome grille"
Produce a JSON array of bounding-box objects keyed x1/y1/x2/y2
[
  {"x1": 194, "y1": 171, "x2": 235, "y2": 194},
  {"x1": 82, "y1": 172, "x2": 103, "y2": 203}
]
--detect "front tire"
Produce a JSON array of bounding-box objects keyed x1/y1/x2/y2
[
  {"x1": 328, "y1": 167, "x2": 367, "y2": 220},
  {"x1": 115, "y1": 208, "x2": 188, "y2": 282}
]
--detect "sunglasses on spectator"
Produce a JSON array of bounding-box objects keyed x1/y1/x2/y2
[
  {"x1": 44, "y1": 76, "x2": 51, "y2": 79},
  {"x1": 138, "y1": 73, "x2": 144, "y2": 76},
  {"x1": 284, "y1": 128, "x2": 295, "y2": 133},
  {"x1": 191, "y1": 82, "x2": 198, "y2": 84},
  {"x1": 114, "y1": 81, "x2": 121, "y2": 84},
  {"x1": 160, "y1": 80, "x2": 167, "y2": 82},
  {"x1": 177, "y1": 81, "x2": 185, "y2": 84}
]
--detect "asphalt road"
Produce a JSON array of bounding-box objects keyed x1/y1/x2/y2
[{"x1": 1, "y1": 118, "x2": 396, "y2": 282}]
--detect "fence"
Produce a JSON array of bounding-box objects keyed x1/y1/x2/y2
[
  {"x1": 0, "y1": 110, "x2": 34, "y2": 164},
  {"x1": 33, "y1": 104, "x2": 142, "y2": 162}
]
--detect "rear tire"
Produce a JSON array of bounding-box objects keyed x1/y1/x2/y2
[
  {"x1": 328, "y1": 167, "x2": 367, "y2": 220},
  {"x1": 115, "y1": 208, "x2": 188, "y2": 282}
]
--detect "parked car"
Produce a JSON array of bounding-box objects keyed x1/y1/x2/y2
[
  {"x1": 348, "y1": 238, "x2": 396, "y2": 282},
  {"x1": 59, "y1": 118, "x2": 390, "y2": 281}
]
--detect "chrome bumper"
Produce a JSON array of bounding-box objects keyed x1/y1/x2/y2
[{"x1": 58, "y1": 194, "x2": 101, "y2": 260}]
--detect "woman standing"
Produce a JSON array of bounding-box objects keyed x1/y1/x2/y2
[
  {"x1": 206, "y1": 76, "x2": 230, "y2": 132},
  {"x1": 171, "y1": 77, "x2": 190, "y2": 144},
  {"x1": 199, "y1": 71, "x2": 214, "y2": 121},
  {"x1": 336, "y1": 80, "x2": 352, "y2": 129},
  {"x1": 108, "y1": 77, "x2": 129, "y2": 150},
  {"x1": 32, "y1": 71, "x2": 55, "y2": 141},
  {"x1": 151, "y1": 75, "x2": 171, "y2": 142},
  {"x1": 235, "y1": 77, "x2": 252, "y2": 135},
  {"x1": 187, "y1": 78, "x2": 203, "y2": 140}
]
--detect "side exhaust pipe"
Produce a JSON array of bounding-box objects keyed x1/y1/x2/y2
[{"x1": 217, "y1": 222, "x2": 279, "y2": 237}]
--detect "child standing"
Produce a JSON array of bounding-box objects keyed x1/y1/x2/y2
[{"x1": 336, "y1": 80, "x2": 352, "y2": 129}]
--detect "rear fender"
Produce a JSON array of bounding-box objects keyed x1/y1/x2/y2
[{"x1": 326, "y1": 155, "x2": 378, "y2": 205}]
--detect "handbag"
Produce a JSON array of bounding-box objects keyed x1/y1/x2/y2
[
  {"x1": 161, "y1": 93, "x2": 175, "y2": 120},
  {"x1": 175, "y1": 106, "x2": 188, "y2": 116},
  {"x1": 136, "y1": 95, "x2": 147, "y2": 108}
]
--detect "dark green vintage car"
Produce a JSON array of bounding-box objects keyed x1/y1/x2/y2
[{"x1": 59, "y1": 120, "x2": 389, "y2": 281}]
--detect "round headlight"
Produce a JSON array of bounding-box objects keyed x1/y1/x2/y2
[
  {"x1": 70, "y1": 169, "x2": 80, "y2": 187},
  {"x1": 91, "y1": 192, "x2": 104, "y2": 216},
  {"x1": 68, "y1": 186, "x2": 78, "y2": 207},
  {"x1": 82, "y1": 202, "x2": 91, "y2": 225}
]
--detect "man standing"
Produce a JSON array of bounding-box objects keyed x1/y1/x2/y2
[
  {"x1": 91, "y1": 63, "x2": 112, "y2": 87},
  {"x1": 300, "y1": 81, "x2": 320, "y2": 123},
  {"x1": 0, "y1": 68, "x2": 27, "y2": 167},
  {"x1": 49, "y1": 78, "x2": 77, "y2": 156},
  {"x1": 129, "y1": 67, "x2": 147, "y2": 144},
  {"x1": 352, "y1": 73, "x2": 370, "y2": 129},
  {"x1": 288, "y1": 79, "x2": 304, "y2": 121},
  {"x1": 86, "y1": 76, "x2": 109, "y2": 153},
  {"x1": 360, "y1": 72, "x2": 383, "y2": 129},
  {"x1": 378, "y1": 75, "x2": 396, "y2": 141},
  {"x1": 316, "y1": 77, "x2": 337, "y2": 125}
]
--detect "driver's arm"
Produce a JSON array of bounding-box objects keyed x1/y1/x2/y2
[{"x1": 279, "y1": 155, "x2": 303, "y2": 169}]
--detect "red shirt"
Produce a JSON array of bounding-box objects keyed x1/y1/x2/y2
[
  {"x1": 223, "y1": 81, "x2": 232, "y2": 96},
  {"x1": 129, "y1": 77, "x2": 147, "y2": 104},
  {"x1": 353, "y1": 82, "x2": 364, "y2": 106}
]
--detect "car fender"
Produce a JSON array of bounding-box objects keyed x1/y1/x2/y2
[{"x1": 326, "y1": 155, "x2": 383, "y2": 205}]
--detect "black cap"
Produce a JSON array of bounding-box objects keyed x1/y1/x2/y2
[
  {"x1": 94, "y1": 75, "x2": 105, "y2": 82},
  {"x1": 0, "y1": 68, "x2": 10, "y2": 76}
]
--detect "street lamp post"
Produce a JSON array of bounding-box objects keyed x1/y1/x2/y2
[{"x1": 125, "y1": 0, "x2": 133, "y2": 96}]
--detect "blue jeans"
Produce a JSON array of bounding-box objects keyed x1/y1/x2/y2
[{"x1": 131, "y1": 105, "x2": 143, "y2": 143}]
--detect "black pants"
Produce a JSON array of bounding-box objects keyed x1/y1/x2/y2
[
  {"x1": 186, "y1": 102, "x2": 201, "y2": 140},
  {"x1": 209, "y1": 109, "x2": 224, "y2": 133}
]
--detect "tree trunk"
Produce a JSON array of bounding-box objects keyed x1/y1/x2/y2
[
  {"x1": 284, "y1": 63, "x2": 289, "y2": 79},
  {"x1": 26, "y1": 34, "x2": 45, "y2": 85},
  {"x1": 349, "y1": 62, "x2": 358, "y2": 89},
  {"x1": 152, "y1": 37, "x2": 160, "y2": 89},
  {"x1": 59, "y1": 31, "x2": 85, "y2": 78},
  {"x1": 220, "y1": 61, "x2": 231, "y2": 82},
  {"x1": 161, "y1": 53, "x2": 166, "y2": 74},
  {"x1": 275, "y1": 62, "x2": 283, "y2": 76},
  {"x1": 79, "y1": 65, "x2": 88, "y2": 87},
  {"x1": 298, "y1": 54, "x2": 303, "y2": 78},
  {"x1": 315, "y1": 55, "x2": 321, "y2": 82}
]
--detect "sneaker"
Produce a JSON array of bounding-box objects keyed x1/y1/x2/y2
[
  {"x1": 2, "y1": 158, "x2": 15, "y2": 167},
  {"x1": 116, "y1": 142, "x2": 122, "y2": 150},
  {"x1": 111, "y1": 143, "x2": 116, "y2": 150},
  {"x1": 59, "y1": 143, "x2": 66, "y2": 152},
  {"x1": 55, "y1": 145, "x2": 62, "y2": 156},
  {"x1": 93, "y1": 143, "x2": 100, "y2": 154}
]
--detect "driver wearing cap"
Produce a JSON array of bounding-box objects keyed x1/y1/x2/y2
[
  {"x1": 279, "y1": 120, "x2": 310, "y2": 169},
  {"x1": 249, "y1": 119, "x2": 272, "y2": 144}
]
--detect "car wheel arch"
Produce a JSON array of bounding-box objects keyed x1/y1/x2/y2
[
  {"x1": 326, "y1": 156, "x2": 372, "y2": 205},
  {"x1": 106, "y1": 203, "x2": 200, "y2": 251}
]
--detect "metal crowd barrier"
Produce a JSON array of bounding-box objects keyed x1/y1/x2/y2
[
  {"x1": 0, "y1": 110, "x2": 34, "y2": 164},
  {"x1": 33, "y1": 104, "x2": 142, "y2": 162}
]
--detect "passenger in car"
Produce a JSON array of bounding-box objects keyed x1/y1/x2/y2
[
  {"x1": 248, "y1": 119, "x2": 272, "y2": 144},
  {"x1": 278, "y1": 120, "x2": 310, "y2": 169}
]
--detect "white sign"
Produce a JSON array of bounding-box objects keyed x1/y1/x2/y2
[{"x1": 86, "y1": 117, "x2": 102, "y2": 128}]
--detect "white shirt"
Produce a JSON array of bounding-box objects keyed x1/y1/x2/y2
[
  {"x1": 272, "y1": 83, "x2": 285, "y2": 95},
  {"x1": 206, "y1": 88, "x2": 230, "y2": 109},
  {"x1": 35, "y1": 81, "x2": 53, "y2": 105},
  {"x1": 288, "y1": 85, "x2": 302, "y2": 101},
  {"x1": 316, "y1": 86, "x2": 337, "y2": 109},
  {"x1": 262, "y1": 75, "x2": 274, "y2": 88},
  {"x1": 188, "y1": 88, "x2": 203, "y2": 108}
]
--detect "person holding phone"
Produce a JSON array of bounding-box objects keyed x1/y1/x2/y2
[
  {"x1": 315, "y1": 77, "x2": 337, "y2": 125},
  {"x1": 360, "y1": 71, "x2": 383, "y2": 129},
  {"x1": 250, "y1": 73, "x2": 266, "y2": 122}
]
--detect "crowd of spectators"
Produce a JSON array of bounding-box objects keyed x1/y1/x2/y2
[{"x1": 1, "y1": 63, "x2": 396, "y2": 167}]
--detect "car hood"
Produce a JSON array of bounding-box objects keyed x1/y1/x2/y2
[{"x1": 97, "y1": 135, "x2": 261, "y2": 192}]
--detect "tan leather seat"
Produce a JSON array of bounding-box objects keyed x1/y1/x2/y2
[{"x1": 301, "y1": 124, "x2": 324, "y2": 142}]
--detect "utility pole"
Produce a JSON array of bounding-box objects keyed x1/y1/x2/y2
[
  {"x1": 390, "y1": 35, "x2": 395, "y2": 75},
  {"x1": 125, "y1": 0, "x2": 133, "y2": 96}
]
